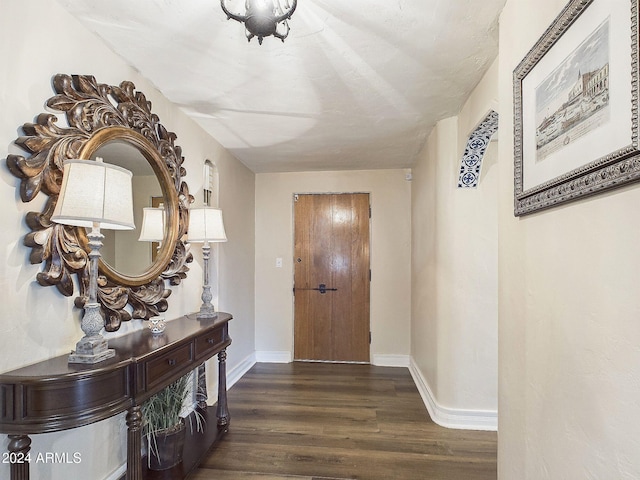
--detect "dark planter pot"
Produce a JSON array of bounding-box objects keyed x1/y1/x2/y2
[{"x1": 146, "y1": 420, "x2": 186, "y2": 471}]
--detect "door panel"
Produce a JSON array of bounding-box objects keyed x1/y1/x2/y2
[{"x1": 294, "y1": 193, "x2": 370, "y2": 362}]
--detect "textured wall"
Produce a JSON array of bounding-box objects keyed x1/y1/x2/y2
[
  {"x1": 411, "y1": 61, "x2": 499, "y2": 421},
  {"x1": 0, "y1": 1, "x2": 255, "y2": 478},
  {"x1": 498, "y1": 0, "x2": 640, "y2": 478}
]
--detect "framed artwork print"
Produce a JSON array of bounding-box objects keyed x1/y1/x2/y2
[{"x1": 513, "y1": 0, "x2": 640, "y2": 215}]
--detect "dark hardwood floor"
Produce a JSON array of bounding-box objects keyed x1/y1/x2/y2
[{"x1": 191, "y1": 362, "x2": 497, "y2": 480}]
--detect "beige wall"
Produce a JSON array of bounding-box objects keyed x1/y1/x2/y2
[
  {"x1": 0, "y1": 1, "x2": 255, "y2": 478},
  {"x1": 411, "y1": 60, "x2": 499, "y2": 428},
  {"x1": 499, "y1": 0, "x2": 640, "y2": 478},
  {"x1": 6, "y1": 1, "x2": 639, "y2": 479},
  {"x1": 255, "y1": 170, "x2": 412, "y2": 363}
]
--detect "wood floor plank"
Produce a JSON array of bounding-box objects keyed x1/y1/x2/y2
[{"x1": 192, "y1": 363, "x2": 496, "y2": 480}]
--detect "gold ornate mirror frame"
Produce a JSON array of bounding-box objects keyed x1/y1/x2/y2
[{"x1": 7, "y1": 74, "x2": 193, "y2": 331}]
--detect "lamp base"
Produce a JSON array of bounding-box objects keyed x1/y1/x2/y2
[
  {"x1": 196, "y1": 304, "x2": 218, "y2": 319},
  {"x1": 68, "y1": 335, "x2": 115, "y2": 364},
  {"x1": 197, "y1": 283, "x2": 217, "y2": 319}
]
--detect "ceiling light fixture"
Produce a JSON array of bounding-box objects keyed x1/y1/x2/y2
[{"x1": 220, "y1": 0, "x2": 297, "y2": 44}]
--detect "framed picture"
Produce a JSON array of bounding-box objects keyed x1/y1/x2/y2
[{"x1": 513, "y1": 0, "x2": 640, "y2": 216}]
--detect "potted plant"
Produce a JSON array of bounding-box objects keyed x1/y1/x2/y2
[{"x1": 142, "y1": 373, "x2": 203, "y2": 470}]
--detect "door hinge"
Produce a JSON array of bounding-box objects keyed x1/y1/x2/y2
[
  {"x1": 294, "y1": 194, "x2": 299, "y2": 202},
  {"x1": 369, "y1": 331, "x2": 372, "y2": 344},
  {"x1": 369, "y1": 269, "x2": 372, "y2": 282},
  {"x1": 369, "y1": 205, "x2": 372, "y2": 218}
]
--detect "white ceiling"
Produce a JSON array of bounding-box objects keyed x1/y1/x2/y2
[{"x1": 55, "y1": 0, "x2": 505, "y2": 173}]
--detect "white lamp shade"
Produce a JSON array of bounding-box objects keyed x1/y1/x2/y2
[
  {"x1": 138, "y1": 207, "x2": 165, "y2": 242},
  {"x1": 51, "y1": 159, "x2": 135, "y2": 230},
  {"x1": 188, "y1": 207, "x2": 227, "y2": 243}
]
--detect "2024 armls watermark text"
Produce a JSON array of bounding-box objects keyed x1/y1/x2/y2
[{"x1": 2, "y1": 452, "x2": 82, "y2": 464}]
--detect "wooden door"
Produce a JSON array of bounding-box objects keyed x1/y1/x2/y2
[{"x1": 294, "y1": 193, "x2": 370, "y2": 362}]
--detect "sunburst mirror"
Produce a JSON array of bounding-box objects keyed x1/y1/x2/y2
[{"x1": 7, "y1": 74, "x2": 194, "y2": 331}]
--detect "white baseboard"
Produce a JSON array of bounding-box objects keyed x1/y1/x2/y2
[
  {"x1": 105, "y1": 464, "x2": 126, "y2": 480},
  {"x1": 227, "y1": 352, "x2": 256, "y2": 388},
  {"x1": 409, "y1": 357, "x2": 497, "y2": 431},
  {"x1": 254, "y1": 352, "x2": 411, "y2": 367},
  {"x1": 371, "y1": 354, "x2": 410, "y2": 367},
  {"x1": 255, "y1": 350, "x2": 292, "y2": 363}
]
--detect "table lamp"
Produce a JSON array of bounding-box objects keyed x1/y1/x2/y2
[
  {"x1": 51, "y1": 158, "x2": 135, "y2": 364},
  {"x1": 138, "y1": 206, "x2": 165, "y2": 263},
  {"x1": 187, "y1": 207, "x2": 227, "y2": 318},
  {"x1": 138, "y1": 207, "x2": 165, "y2": 243}
]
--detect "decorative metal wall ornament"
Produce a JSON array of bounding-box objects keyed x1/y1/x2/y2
[
  {"x1": 7, "y1": 74, "x2": 194, "y2": 331},
  {"x1": 220, "y1": 0, "x2": 297, "y2": 44},
  {"x1": 458, "y1": 110, "x2": 499, "y2": 188}
]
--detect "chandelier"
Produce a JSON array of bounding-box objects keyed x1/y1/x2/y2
[{"x1": 220, "y1": 0, "x2": 297, "y2": 44}]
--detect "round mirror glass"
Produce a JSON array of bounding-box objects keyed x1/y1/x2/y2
[{"x1": 92, "y1": 141, "x2": 164, "y2": 277}]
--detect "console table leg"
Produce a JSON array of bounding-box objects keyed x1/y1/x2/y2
[
  {"x1": 126, "y1": 406, "x2": 143, "y2": 480},
  {"x1": 8, "y1": 434, "x2": 31, "y2": 480},
  {"x1": 216, "y1": 349, "x2": 230, "y2": 431}
]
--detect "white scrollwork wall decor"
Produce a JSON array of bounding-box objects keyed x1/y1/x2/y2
[{"x1": 458, "y1": 110, "x2": 499, "y2": 188}]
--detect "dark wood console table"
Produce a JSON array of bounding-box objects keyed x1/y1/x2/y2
[{"x1": 0, "y1": 312, "x2": 232, "y2": 480}]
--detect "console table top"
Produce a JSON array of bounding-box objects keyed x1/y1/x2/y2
[
  {"x1": 0, "y1": 312, "x2": 233, "y2": 435},
  {"x1": 0, "y1": 312, "x2": 232, "y2": 379}
]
